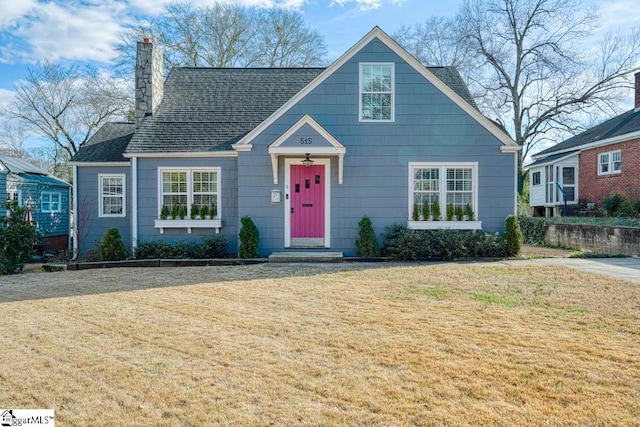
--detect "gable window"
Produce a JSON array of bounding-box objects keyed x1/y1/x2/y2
[
  {"x1": 99, "y1": 174, "x2": 125, "y2": 217},
  {"x1": 360, "y1": 63, "x2": 394, "y2": 121},
  {"x1": 159, "y1": 168, "x2": 220, "y2": 218},
  {"x1": 598, "y1": 150, "x2": 621, "y2": 175},
  {"x1": 409, "y1": 163, "x2": 478, "y2": 221},
  {"x1": 41, "y1": 192, "x2": 61, "y2": 213},
  {"x1": 532, "y1": 171, "x2": 541, "y2": 186}
]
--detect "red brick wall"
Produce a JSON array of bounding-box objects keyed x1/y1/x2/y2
[{"x1": 579, "y1": 138, "x2": 640, "y2": 204}]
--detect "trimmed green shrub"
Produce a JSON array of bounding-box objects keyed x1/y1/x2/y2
[
  {"x1": 99, "y1": 227, "x2": 129, "y2": 261},
  {"x1": 601, "y1": 194, "x2": 623, "y2": 216},
  {"x1": 1, "y1": 202, "x2": 38, "y2": 275},
  {"x1": 518, "y1": 216, "x2": 549, "y2": 245},
  {"x1": 455, "y1": 205, "x2": 464, "y2": 221},
  {"x1": 504, "y1": 215, "x2": 522, "y2": 257},
  {"x1": 134, "y1": 235, "x2": 229, "y2": 259},
  {"x1": 382, "y1": 224, "x2": 429, "y2": 261},
  {"x1": 422, "y1": 201, "x2": 430, "y2": 221},
  {"x1": 355, "y1": 216, "x2": 380, "y2": 257},
  {"x1": 178, "y1": 205, "x2": 186, "y2": 219},
  {"x1": 201, "y1": 235, "x2": 229, "y2": 258},
  {"x1": 412, "y1": 203, "x2": 419, "y2": 221},
  {"x1": 464, "y1": 203, "x2": 474, "y2": 221},
  {"x1": 190, "y1": 203, "x2": 197, "y2": 219},
  {"x1": 239, "y1": 216, "x2": 260, "y2": 258},
  {"x1": 210, "y1": 202, "x2": 218, "y2": 218},
  {"x1": 160, "y1": 205, "x2": 169, "y2": 220},
  {"x1": 134, "y1": 240, "x2": 174, "y2": 259},
  {"x1": 171, "y1": 203, "x2": 179, "y2": 219},
  {"x1": 446, "y1": 203, "x2": 454, "y2": 221},
  {"x1": 199, "y1": 205, "x2": 208, "y2": 219},
  {"x1": 432, "y1": 201, "x2": 441, "y2": 220}
]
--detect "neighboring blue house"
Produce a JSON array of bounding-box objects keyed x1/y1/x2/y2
[
  {"x1": 70, "y1": 27, "x2": 520, "y2": 257},
  {"x1": 0, "y1": 155, "x2": 71, "y2": 251}
]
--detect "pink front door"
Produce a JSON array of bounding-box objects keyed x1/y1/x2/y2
[{"x1": 291, "y1": 165, "x2": 324, "y2": 238}]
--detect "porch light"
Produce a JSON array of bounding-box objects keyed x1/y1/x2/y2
[{"x1": 302, "y1": 153, "x2": 314, "y2": 167}]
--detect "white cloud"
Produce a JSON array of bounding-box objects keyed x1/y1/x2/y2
[
  {"x1": 0, "y1": 88, "x2": 15, "y2": 109},
  {"x1": 330, "y1": 0, "x2": 405, "y2": 11},
  {"x1": 598, "y1": 0, "x2": 640, "y2": 30},
  {"x1": 9, "y1": 1, "x2": 130, "y2": 64},
  {"x1": 0, "y1": 0, "x2": 37, "y2": 28},
  {"x1": 129, "y1": 0, "x2": 307, "y2": 15}
]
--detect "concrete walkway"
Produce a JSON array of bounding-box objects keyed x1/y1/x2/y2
[{"x1": 499, "y1": 257, "x2": 640, "y2": 284}]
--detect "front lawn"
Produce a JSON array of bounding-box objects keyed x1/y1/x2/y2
[{"x1": 1, "y1": 263, "x2": 638, "y2": 425}]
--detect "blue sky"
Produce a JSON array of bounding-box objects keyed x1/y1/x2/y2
[{"x1": 0, "y1": 0, "x2": 638, "y2": 135}]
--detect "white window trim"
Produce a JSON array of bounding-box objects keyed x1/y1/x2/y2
[
  {"x1": 359, "y1": 62, "x2": 395, "y2": 122},
  {"x1": 41, "y1": 191, "x2": 61, "y2": 213},
  {"x1": 6, "y1": 189, "x2": 22, "y2": 206},
  {"x1": 531, "y1": 171, "x2": 541, "y2": 186},
  {"x1": 99, "y1": 174, "x2": 126, "y2": 218},
  {"x1": 155, "y1": 167, "x2": 222, "y2": 234},
  {"x1": 407, "y1": 162, "x2": 481, "y2": 230},
  {"x1": 597, "y1": 149, "x2": 621, "y2": 176}
]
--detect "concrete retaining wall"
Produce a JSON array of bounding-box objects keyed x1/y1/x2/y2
[{"x1": 545, "y1": 223, "x2": 640, "y2": 256}]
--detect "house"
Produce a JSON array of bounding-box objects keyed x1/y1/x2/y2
[
  {"x1": 70, "y1": 27, "x2": 520, "y2": 257},
  {"x1": 0, "y1": 155, "x2": 71, "y2": 251},
  {"x1": 527, "y1": 72, "x2": 640, "y2": 217}
]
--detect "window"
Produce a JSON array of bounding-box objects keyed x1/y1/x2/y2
[
  {"x1": 99, "y1": 174, "x2": 125, "y2": 217},
  {"x1": 532, "y1": 171, "x2": 541, "y2": 186},
  {"x1": 598, "y1": 150, "x2": 621, "y2": 175},
  {"x1": 6, "y1": 190, "x2": 21, "y2": 206},
  {"x1": 159, "y1": 168, "x2": 220, "y2": 217},
  {"x1": 562, "y1": 167, "x2": 576, "y2": 202},
  {"x1": 41, "y1": 192, "x2": 61, "y2": 213},
  {"x1": 410, "y1": 163, "x2": 477, "y2": 219},
  {"x1": 360, "y1": 63, "x2": 394, "y2": 121}
]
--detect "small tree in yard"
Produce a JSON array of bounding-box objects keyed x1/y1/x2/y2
[
  {"x1": 1, "y1": 202, "x2": 38, "y2": 275},
  {"x1": 239, "y1": 215, "x2": 260, "y2": 258},
  {"x1": 99, "y1": 227, "x2": 129, "y2": 261},
  {"x1": 355, "y1": 216, "x2": 380, "y2": 257},
  {"x1": 504, "y1": 215, "x2": 522, "y2": 257}
]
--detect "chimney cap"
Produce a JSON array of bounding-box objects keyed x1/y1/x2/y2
[{"x1": 143, "y1": 37, "x2": 152, "y2": 44}]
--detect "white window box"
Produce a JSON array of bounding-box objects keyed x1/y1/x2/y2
[
  {"x1": 154, "y1": 219, "x2": 222, "y2": 234},
  {"x1": 407, "y1": 220, "x2": 482, "y2": 230}
]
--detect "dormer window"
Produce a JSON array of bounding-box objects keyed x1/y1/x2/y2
[{"x1": 360, "y1": 63, "x2": 394, "y2": 122}]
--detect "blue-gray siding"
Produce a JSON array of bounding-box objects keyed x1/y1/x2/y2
[
  {"x1": 0, "y1": 173, "x2": 6, "y2": 217},
  {"x1": 238, "y1": 39, "x2": 516, "y2": 256},
  {"x1": 76, "y1": 165, "x2": 132, "y2": 254}
]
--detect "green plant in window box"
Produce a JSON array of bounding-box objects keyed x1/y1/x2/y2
[
  {"x1": 446, "y1": 203, "x2": 454, "y2": 221},
  {"x1": 412, "y1": 203, "x2": 419, "y2": 221},
  {"x1": 210, "y1": 202, "x2": 217, "y2": 219},
  {"x1": 190, "y1": 203, "x2": 197, "y2": 220},
  {"x1": 171, "y1": 203, "x2": 179, "y2": 219},
  {"x1": 432, "y1": 201, "x2": 441, "y2": 221},
  {"x1": 160, "y1": 205, "x2": 169, "y2": 220},
  {"x1": 422, "y1": 201, "x2": 430, "y2": 221},
  {"x1": 455, "y1": 205, "x2": 464, "y2": 221},
  {"x1": 464, "y1": 203, "x2": 474, "y2": 221},
  {"x1": 178, "y1": 204, "x2": 186, "y2": 220},
  {"x1": 199, "y1": 205, "x2": 208, "y2": 219}
]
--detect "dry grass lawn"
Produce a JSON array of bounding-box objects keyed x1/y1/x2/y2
[{"x1": 1, "y1": 262, "x2": 639, "y2": 426}]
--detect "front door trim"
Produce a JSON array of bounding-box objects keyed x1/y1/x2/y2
[{"x1": 284, "y1": 157, "x2": 330, "y2": 248}]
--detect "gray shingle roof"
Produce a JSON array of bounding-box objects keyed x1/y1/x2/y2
[
  {"x1": 428, "y1": 66, "x2": 479, "y2": 110},
  {"x1": 71, "y1": 122, "x2": 135, "y2": 162},
  {"x1": 125, "y1": 68, "x2": 325, "y2": 153},
  {"x1": 534, "y1": 108, "x2": 640, "y2": 158},
  {"x1": 525, "y1": 151, "x2": 579, "y2": 168}
]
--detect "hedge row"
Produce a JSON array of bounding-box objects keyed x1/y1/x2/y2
[{"x1": 134, "y1": 235, "x2": 229, "y2": 260}]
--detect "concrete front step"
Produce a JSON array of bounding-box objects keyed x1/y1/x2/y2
[{"x1": 268, "y1": 251, "x2": 344, "y2": 263}]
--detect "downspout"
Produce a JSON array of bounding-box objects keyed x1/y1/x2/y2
[
  {"x1": 72, "y1": 165, "x2": 78, "y2": 259},
  {"x1": 132, "y1": 156, "x2": 138, "y2": 251}
]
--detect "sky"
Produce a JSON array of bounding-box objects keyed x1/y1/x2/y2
[{"x1": 0, "y1": 0, "x2": 639, "y2": 147}]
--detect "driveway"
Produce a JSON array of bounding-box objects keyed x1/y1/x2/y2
[{"x1": 501, "y1": 257, "x2": 640, "y2": 284}]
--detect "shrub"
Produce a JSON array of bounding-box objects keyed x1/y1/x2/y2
[
  {"x1": 446, "y1": 203, "x2": 455, "y2": 221},
  {"x1": 504, "y1": 215, "x2": 522, "y2": 257},
  {"x1": 355, "y1": 216, "x2": 380, "y2": 257},
  {"x1": 201, "y1": 235, "x2": 229, "y2": 258},
  {"x1": 0, "y1": 202, "x2": 38, "y2": 275},
  {"x1": 432, "y1": 201, "x2": 441, "y2": 220},
  {"x1": 382, "y1": 224, "x2": 428, "y2": 261},
  {"x1": 199, "y1": 205, "x2": 208, "y2": 219},
  {"x1": 412, "y1": 203, "x2": 419, "y2": 221},
  {"x1": 616, "y1": 199, "x2": 640, "y2": 218},
  {"x1": 518, "y1": 216, "x2": 549, "y2": 245},
  {"x1": 601, "y1": 194, "x2": 623, "y2": 216},
  {"x1": 210, "y1": 202, "x2": 218, "y2": 218},
  {"x1": 99, "y1": 228, "x2": 129, "y2": 261},
  {"x1": 422, "y1": 202, "x2": 430, "y2": 221},
  {"x1": 134, "y1": 240, "x2": 174, "y2": 259},
  {"x1": 178, "y1": 205, "x2": 186, "y2": 219},
  {"x1": 190, "y1": 204, "x2": 197, "y2": 219},
  {"x1": 455, "y1": 205, "x2": 464, "y2": 221},
  {"x1": 171, "y1": 204, "x2": 179, "y2": 219},
  {"x1": 465, "y1": 203, "x2": 474, "y2": 221},
  {"x1": 134, "y1": 236, "x2": 229, "y2": 259},
  {"x1": 160, "y1": 205, "x2": 169, "y2": 220},
  {"x1": 239, "y1": 216, "x2": 260, "y2": 258}
]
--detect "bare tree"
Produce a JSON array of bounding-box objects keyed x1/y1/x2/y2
[
  {"x1": 1, "y1": 60, "x2": 131, "y2": 158},
  {"x1": 396, "y1": 0, "x2": 640, "y2": 190},
  {"x1": 113, "y1": 2, "x2": 327, "y2": 77}
]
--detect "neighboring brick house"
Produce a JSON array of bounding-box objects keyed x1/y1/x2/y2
[{"x1": 526, "y1": 72, "x2": 640, "y2": 216}]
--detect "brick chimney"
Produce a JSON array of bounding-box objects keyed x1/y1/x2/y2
[
  {"x1": 135, "y1": 38, "x2": 164, "y2": 128},
  {"x1": 635, "y1": 72, "x2": 640, "y2": 111}
]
